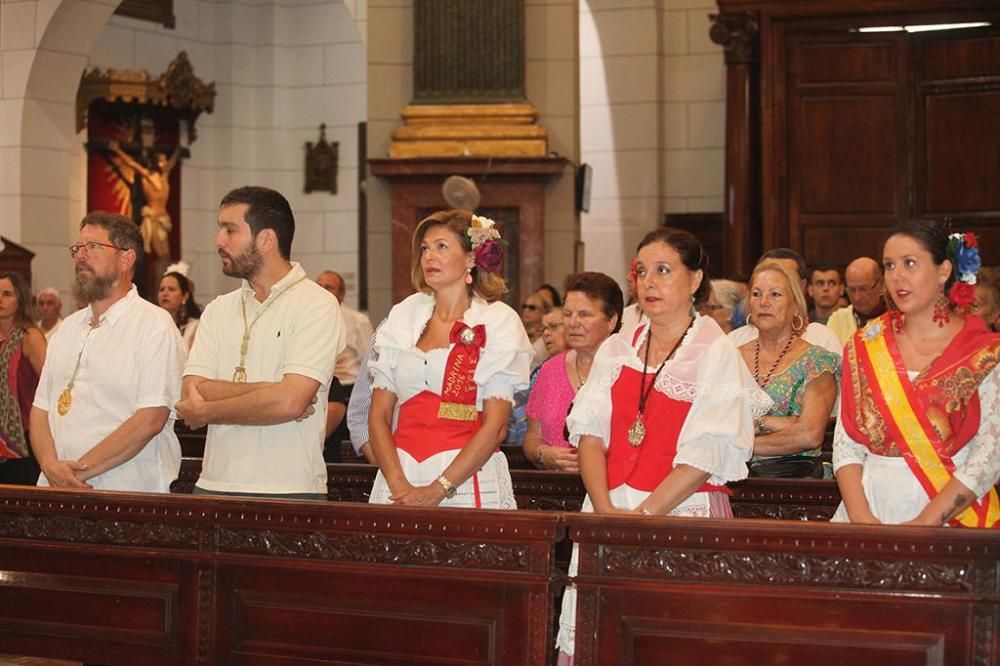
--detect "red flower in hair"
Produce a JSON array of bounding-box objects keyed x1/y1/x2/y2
[
  {"x1": 964, "y1": 232, "x2": 978, "y2": 248},
  {"x1": 626, "y1": 259, "x2": 638, "y2": 287},
  {"x1": 949, "y1": 282, "x2": 975, "y2": 310}
]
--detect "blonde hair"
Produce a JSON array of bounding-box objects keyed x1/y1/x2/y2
[
  {"x1": 750, "y1": 260, "x2": 808, "y2": 328},
  {"x1": 409, "y1": 209, "x2": 509, "y2": 302}
]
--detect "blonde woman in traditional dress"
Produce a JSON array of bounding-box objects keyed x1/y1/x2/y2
[{"x1": 368, "y1": 210, "x2": 531, "y2": 508}]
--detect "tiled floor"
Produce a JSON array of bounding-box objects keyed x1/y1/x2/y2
[{"x1": 0, "y1": 656, "x2": 80, "y2": 666}]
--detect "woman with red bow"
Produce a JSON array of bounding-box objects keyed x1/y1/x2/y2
[{"x1": 368, "y1": 209, "x2": 531, "y2": 508}]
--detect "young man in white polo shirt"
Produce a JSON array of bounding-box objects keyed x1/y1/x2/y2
[{"x1": 176, "y1": 186, "x2": 344, "y2": 499}]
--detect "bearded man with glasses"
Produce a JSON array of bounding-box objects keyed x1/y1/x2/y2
[
  {"x1": 29, "y1": 211, "x2": 186, "y2": 492},
  {"x1": 828, "y1": 257, "x2": 886, "y2": 347}
]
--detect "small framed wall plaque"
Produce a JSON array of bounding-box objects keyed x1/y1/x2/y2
[{"x1": 305, "y1": 124, "x2": 338, "y2": 194}]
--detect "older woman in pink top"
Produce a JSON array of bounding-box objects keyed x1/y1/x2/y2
[{"x1": 522, "y1": 272, "x2": 623, "y2": 472}]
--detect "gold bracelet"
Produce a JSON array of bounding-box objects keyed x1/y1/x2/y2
[
  {"x1": 436, "y1": 475, "x2": 457, "y2": 499},
  {"x1": 534, "y1": 446, "x2": 547, "y2": 468}
]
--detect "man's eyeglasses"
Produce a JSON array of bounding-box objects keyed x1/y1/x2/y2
[
  {"x1": 69, "y1": 241, "x2": 126, "y2": 258},
  {"x1": 522, "y1": 303, "x2": 540, "y2": 311},
  {"x1": 542, "y1": 322, "x2": 564, "y2": 332},
  {"x1": 846, "y1": 279, "x2": 881, "y2": 296}
]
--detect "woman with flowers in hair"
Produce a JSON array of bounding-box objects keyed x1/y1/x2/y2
[
  {"x1": 833, "y1": 220, "x2": 1000, "y2": 526},
  {"x1": 368, "y1": 209, "x2": 532, "y2": 508}
]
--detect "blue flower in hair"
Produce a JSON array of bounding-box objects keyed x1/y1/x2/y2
[{"x1": 950, "y1": 234, "x2": 981, "y2": 279}]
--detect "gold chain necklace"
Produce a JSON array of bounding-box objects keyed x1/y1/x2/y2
[
  {"x1": 627, "y1": 318, "x2": 693, "y2": 447},
  {"x1": 233, "y1": 277, "x2": 306, "y2": 383},
  {"x1": 57, "y1": 318, "x2": 100, "y2": 416}
]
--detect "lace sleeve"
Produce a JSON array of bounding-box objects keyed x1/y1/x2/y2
[
  {"x1": 953, "y1": 365, "x2": 1000, "y2": 499},
  {"x1": 832, "y1": 417, "x2": 867, "y2": 471}
]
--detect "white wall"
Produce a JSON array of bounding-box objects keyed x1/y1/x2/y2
[
  {"x1": 579, "y1": 0, "x2": 725, "y2": 288},
  {"x1": 1, "y1": 0, "x2": 368, "y2": 311}
]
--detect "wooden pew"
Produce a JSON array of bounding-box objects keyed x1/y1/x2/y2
[
  {"x1": 0, "y1": 486, "x2": 563, "y2": 665},
  {"x1": 565, "y1": 513, "x2": 1000, "y2": 665},
  {"x1": 172, "y1": 458, "x2": 841, "y2": 520}
]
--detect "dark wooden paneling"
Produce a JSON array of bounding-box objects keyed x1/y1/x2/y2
[
  {"x1": 718, "y1": 0, "x2": 1000, "y2": 273},
  {"x1": 795, "y1": 95, "x2": 900, "y2": 214},
  {"x1": 921, "y1": 91, "x2": 1000, "y2": 213},
  {"x1": 921, "y1": 34, "x2": 1000, "y2": 81},
  {"x1": 797, "y1": 41, "x2": 896, "y2": 84},
  {"x1": 569, "y1": 513, "x2": 1000, "y2": 665},
  {"x1": 0, "y1": 487, "x2": 562, "y2": 666}
]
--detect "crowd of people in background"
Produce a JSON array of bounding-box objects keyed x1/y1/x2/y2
[{"x1": 0, "y1": 189, "x2": 997, "y2": 549}]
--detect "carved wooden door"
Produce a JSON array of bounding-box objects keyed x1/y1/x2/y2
[{"x1": 777, "y1": 25, "x2": 1000, "y2": 267}]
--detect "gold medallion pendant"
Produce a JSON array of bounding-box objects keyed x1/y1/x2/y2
[
  {"x1": 57, "y1": 388, "x2": 73, "y2": 416},
  {"x1": 233, "y1": 366, "x2": 247, "y2": 384},
  {"x1": 627, "y1": 415, "x2": 646, "y2": 447}
]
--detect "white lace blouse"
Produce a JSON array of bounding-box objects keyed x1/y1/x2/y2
[{"x1": 565, "y1": 315, "x2": 770, "y2": 486}]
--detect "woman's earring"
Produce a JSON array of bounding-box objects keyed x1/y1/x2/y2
[
  {"x1": 465, "y1": 267, "x2": 473, "y2": 285},
  {"x1": 791, "y1": 314, "x2": 804, "y2": 332},
  {"x1": 932, "y1": 292, "x2": 950, "y2": 327}
]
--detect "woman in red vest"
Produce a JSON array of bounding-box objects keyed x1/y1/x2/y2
[
  {"x1": 367, "y1": 209, "x2": 531, "y2": 509},
  {"x1": 555, "y1": 228, "x2": 764, "y2": 662},
  {"x1": 834, "y1": 220, "x2": 1000, "y2": 527}
]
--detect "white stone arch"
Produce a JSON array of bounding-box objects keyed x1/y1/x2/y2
[
  {"x1": 3, "y1": 0, "x2": 368, "y2": 298},
  {"x1": 6, "y1": 0, "x2": 119, "y2": 294}
]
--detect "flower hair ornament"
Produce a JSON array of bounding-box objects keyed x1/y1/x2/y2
[
  {"x1": 165, "y1": 260, "x2": 191, "y2": 277},
  {"x1": 946, "y1": 232, "x2": 980, "y2": 310},
  {"x1": 468, "y1": 214, "x2": 506, "y2": 274},
  {"x1": 626, "y1": 259, "x2": 638, "y2": 290}
]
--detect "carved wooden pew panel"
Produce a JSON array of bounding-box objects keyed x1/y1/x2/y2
[
  {"x1": 0, "y1": 487, "x2": 563, "y2": 665},
  {"x1": 565, "y1": 513, "x2": 1000, "y2": 665}
]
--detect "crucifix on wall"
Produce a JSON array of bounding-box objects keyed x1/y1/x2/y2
[{"x1": 77, "y1": 51, "x2": 214, "y2": 299}]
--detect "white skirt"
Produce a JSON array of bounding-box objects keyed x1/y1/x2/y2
[
  {"x1": 831, "y1": 452, "x2": 935, "y2": 525},
  {"x1": 369, "y1": 449, "x2": 516, "y2": 510},
  {"x1": 555, "y1": 487, "x2": 732, "y2": 656}
]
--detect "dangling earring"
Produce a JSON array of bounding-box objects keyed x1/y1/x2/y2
[
  {"x1": 932, "y1": 291, "x2": 950, "y2": 327},
  {"x1": 791, "y1": 314, "x2": 804, "y2": 333},
  {"x1": 689, "y1": 294, "x2": 697, "y2": 318},
  {"x1": 890, "y1": 309, "x2": 904, "y2": 334},
  {"x1": 464, "y1": 267, "x2": 473, "y2": 285}
]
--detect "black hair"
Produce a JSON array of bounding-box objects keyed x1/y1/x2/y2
[
  {"x1": 887, "y1": 219, "x2": 954, "y2": 291},
  {"x1": 219, "y1": 186, "x2": 295, "y2": 260},
  {"x1": 636, "y1": 227, "x2": 712, "y2": 305}
]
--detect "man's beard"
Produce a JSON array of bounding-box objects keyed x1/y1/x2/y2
[
  {"x1": 73, "y1": 270, "x2": 116, "y2": 303},
  {"x1": 221, "y1": 244, "x2": 263, "y2": 279}
]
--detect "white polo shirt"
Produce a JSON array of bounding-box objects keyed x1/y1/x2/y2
[
  {"x1": 184, "y1": 263, "x2": 344, "y2": 494},
  {"x1": 34, "y1": 286, "x2": 185, "y2": 492},
  {"x1": 333, "y1": 303, "x2": 374, "y2": 386}
]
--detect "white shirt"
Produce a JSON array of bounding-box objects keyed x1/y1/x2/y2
[
  {"x1": 184, "y1": 263, "x2": 344, "y2": 494},
  {"x1": 334, "y1": 303, "x2": 374, "y2": 385},
  {"x1": 728, "y1": 321, "x2": 843, "y2": 356},
  {"x1": 34, "y1": 286, "x2": 185, "y2": 492},
  {"x1": 39, "y1": 318, "x2": 62, "y2": 340}
]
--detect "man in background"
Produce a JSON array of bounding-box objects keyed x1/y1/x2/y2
[{"x1": 317, "y1": 270, "x2": 373, "y2": 461}]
